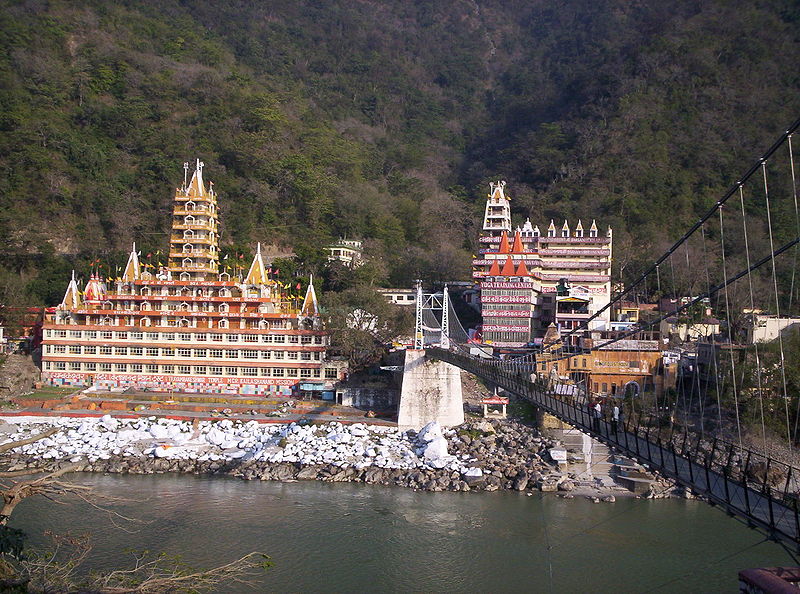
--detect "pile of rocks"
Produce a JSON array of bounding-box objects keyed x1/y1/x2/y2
[{"x1": 0, "y1": 415, "x2": 587, "y2": 493}]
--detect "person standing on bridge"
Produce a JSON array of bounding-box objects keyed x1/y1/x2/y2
[
  {"x1": 593, "y1": 401, "x2": 602, "y2": 432},
  {"x1": 611, "y1": 402, "x2": 620, "y2": 435}
]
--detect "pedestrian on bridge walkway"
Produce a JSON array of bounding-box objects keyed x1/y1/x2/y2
[
  {"x1": 612, "y1": 402, "x2": 620, "y2": 435},
  {"x1": 593, "y1": 401, "x2": 602, "y2": 432}
]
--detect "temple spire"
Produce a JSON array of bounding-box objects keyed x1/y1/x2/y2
[
  {"x1": 122, "y1": 243, "x2": 140, "y2": 282},
  {"x1": 511, "y1": 230, "x2": 524, "y2": 253},
  {"x1": 83, "y1": 273, "x2": 105, "y2": 306},
  {"x1": 60, "y1": 270, "x2": 82, "y2": 310},
  {"x1": 498, "y1": 230, "x2": 511, "y2": 254},
  {"x1": 500, "y1": 257, "x2": 516, "y2": 276},
  {"x1": 245, "y1": 242, "x2": 268, "y2": 285},
  {"x1": 301, "y1": 274, "x2": 319, "y2": 317},
  {"x1": 187, "y1": 159, "x2": 205, "y2": 196}
]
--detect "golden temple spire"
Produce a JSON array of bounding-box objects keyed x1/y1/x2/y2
[
  {"x1": 301, "y1": 274, "x2": 319, "y2": 317},
  {"x1": 122, "y1": 243, "x2": 140, "y2": 282},
  {"x1": 60, "y1": 270, "x2": 82, "y2": 310},
  {"x1": 186, "y1": 158, "x2": 205, "y2": 197},
  {"x1": 245, "y1": 243, "x2": 268, "y2": 285}
]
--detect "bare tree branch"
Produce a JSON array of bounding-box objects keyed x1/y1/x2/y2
[{"x1": 0, "y1": 427, "x2": 59, "y2": 454}]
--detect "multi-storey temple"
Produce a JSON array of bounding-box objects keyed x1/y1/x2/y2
[
  {"x1": 41, "y1": 160, "x2": 343, "y2": 396},
  {"x1": 473, "y1": 181, "x2": 612, "y2": 347}
]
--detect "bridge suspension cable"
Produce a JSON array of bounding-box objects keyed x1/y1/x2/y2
[{"x1": 562, "y1": 116, "x2": 800, "y2": 342}]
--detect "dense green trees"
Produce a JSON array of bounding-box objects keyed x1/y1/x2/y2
[{"x1": 0, "y1": 0, "x2": 798, "y2": 305}]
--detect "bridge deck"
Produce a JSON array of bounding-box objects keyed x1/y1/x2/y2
[{"x1": 428, "y1": 347, "x2": 800, "y2": 549}]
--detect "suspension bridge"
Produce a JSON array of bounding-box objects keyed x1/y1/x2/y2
[{"x1": 407, "y1": 117, "x2": 800, "y2": 551}]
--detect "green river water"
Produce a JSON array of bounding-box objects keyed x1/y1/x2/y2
[{"x1": 11, "y1": 474, "x2": 796, "y2": 593}]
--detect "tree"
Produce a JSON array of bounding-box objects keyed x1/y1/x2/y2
[{"x1": 324, "y1": 285, "x2": 412, "y2": 371}]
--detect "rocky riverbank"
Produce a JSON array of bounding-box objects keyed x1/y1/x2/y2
[{"x1": 0, "y1": 415, "x2": 679, "y2": 496}]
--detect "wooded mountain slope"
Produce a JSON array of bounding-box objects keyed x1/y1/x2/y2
[{"x1": 0, "y1": 0, "x2": 798, "y2": 304}]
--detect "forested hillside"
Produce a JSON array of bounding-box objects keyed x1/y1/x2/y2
[{"x1": 0, "y1": 0, "x2": 798, "y2": 305}]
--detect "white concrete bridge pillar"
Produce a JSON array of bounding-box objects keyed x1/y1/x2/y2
[{"x1": 397, "y1": 349, "x2": 464, "y2": 430}]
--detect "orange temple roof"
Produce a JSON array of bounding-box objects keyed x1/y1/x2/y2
[
  {"x1": 497, "y1": 231, "x2": 510, "y2": 254},
  {"x1": 500, "y1": 257, "x2": 516, "y2": 276},
  {"x1": 511, "y1": 230, "x2": 524, "y2": 253}
]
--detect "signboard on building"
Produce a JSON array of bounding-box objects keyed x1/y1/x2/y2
[
  {"x1": 480, "y1": 282, "x2": 538, "y2": 290},
  {"x1": 47, "y1": 371, "x2": 299, "y2": 386},
  {"x1": 482, "y1": 295, "x2": 534, "y2": 304}
]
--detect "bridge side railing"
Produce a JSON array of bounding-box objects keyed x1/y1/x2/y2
[{"x1": 428, "y1": 346, "x2": 800, "y2": 547}]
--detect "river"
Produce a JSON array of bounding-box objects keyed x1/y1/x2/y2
[{"x1": 11, "y1": 474, "x2": 795, "y2": 593}]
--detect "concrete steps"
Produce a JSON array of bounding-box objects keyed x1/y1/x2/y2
[{"x1": 559, "y1": 427, "x2": 614, "y2": 483}]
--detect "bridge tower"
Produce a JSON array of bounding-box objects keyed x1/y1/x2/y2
[{"x1": 398, "y1": 284, "x2": 464, "y2": 430}]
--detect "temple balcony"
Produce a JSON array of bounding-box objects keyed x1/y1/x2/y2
[
  {"x1": 169, "y1": 249, "x2": 217, "y2": 259},
  {"x1": 173, "y1": 222, "x2": 216, "y2": 231},
  {"x1": 173, "y1": 207, "x2": 213, "y2": 215},
  {"x1": 167, "y1": 263, "x2": 213, "y2": 271},
  {"x1": 174, "y1": 195, "x2": 216, "y2": 203},
  {"x1": 170, "y1": 235, "x2": 214, "y2": 244}
]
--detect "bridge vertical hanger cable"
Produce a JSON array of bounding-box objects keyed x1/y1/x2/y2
[
  {"x1": 701, "y1": 223, "x2": 724, "y2": 434},
  {"x1": 668, "y1": 252, "x2": 691, "y2": 435},
  {"x1": 441, "y1": 285, "x2": 450, "y2": 349},
  {"x1": 786, "y1": 135, "x2": 800, "y2": 443},
  {"x1": 788, "y1": 134, "x2": 799, "y2": 313},
  {"x1": 761, "y1": 161, "x2": 792, "y2": 449},
  {"x1": 683, "y1": 237, "x2": 700, "y2": 436},
  {"x1": 738, "y1": 184, "x2": 768, "y2": 455},
  {"x1": 688, "y1": 232, "x2": 704, "y2": 436},
  {"x1": 718, "y1": 206, "x2": 743, "y2": 450},
  {"x1": 560, "y1": 116, "x2": 800, "y2": 342}
]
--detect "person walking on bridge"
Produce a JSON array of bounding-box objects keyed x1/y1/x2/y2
[{"x1": 611, "y1": 402, "x2": 620, "y2": 435}]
